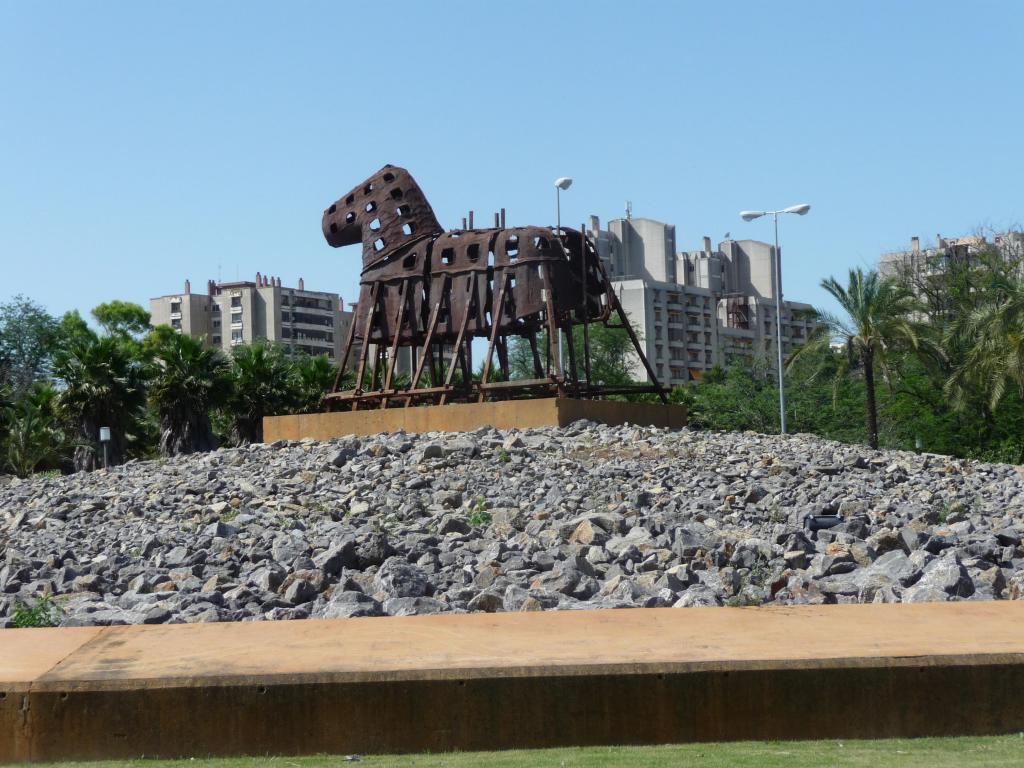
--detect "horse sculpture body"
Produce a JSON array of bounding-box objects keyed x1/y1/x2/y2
[{"x1": 322, "y1": 165, "x2": 664, "y2": 409}]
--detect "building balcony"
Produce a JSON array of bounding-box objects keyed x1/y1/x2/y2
[
  {"x1": 286, "y1": 303, "x2": 334, "y2": 315},
  {"x1": 289, "y1": 318, "x2": 334, "y2": 329}
]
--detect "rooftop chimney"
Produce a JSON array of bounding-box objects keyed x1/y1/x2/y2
[
  {"x1": 703, "y1": 236, "x2": 712, "y2": 255},
  {"x1": 208, "y1": 279, "x2": 215, "y2": 295},
  {"x1": 590, "y1": 215, "x2": 600, "y2": 234},
  {"x1": 298, "y1": 277, "x2": 305, "y2": 291},
  {"x1": 184, "y1": 279, "x2": 191, "y2": 294},
  {"x1": 256, "y1": 271, "x2": 262, "y2": 286},
  {"x1": 911, "y1": 236, "x2": 920, "y2": 253},
  {"x1": 936, "y1": 234, "x2": 945, "y2": 249}
]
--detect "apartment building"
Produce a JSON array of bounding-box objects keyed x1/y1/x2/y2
[
  {"x1": 589, "y1": 215, "x2": 815, "y2": 387},
  {"x1": 880, "y1": 232, "x2": 1024, "y2": 280},
  {"x1": 150, "y1": 274, "x2": 352, "y2": 362}
]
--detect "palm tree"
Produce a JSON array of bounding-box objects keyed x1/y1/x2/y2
[
  {"x1": 224, "y1": 343, "x2": 295, "y2": 444},
  {"x1": 3, "y1": 383, "x2": 69, "y2": 476},
  {"x1": 291, "y1": 353, "x2": 338, "y2": 414},
  {"x1": 147, "y1": 332, "x2": 231, "y2": 456},
  {"x1": 53, "y1": 333, "x2": 147, "y2": 470},
  {"x1": 945, "y1": 270, "x2": 1024, "y2": 411},
  {"x1": 789, "y1": 268, "x2": 929, "y2": 449}
]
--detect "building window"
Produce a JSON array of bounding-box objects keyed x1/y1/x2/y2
[
  {"x1": 212, "y1": 335, "x2": 221, "y2": 345},
  {"x1": 170, "y1": 318, "x2": 181, "y2": 330},
  {"x1": 231, "y1": 296, "x2": 242, "y2": 308},
  {"x1": 231, "y1": 330, "x2": 243, "y2": 344},
  {"x1": 213, "y1": 319, "x2": 221, "y2": 328},
  {"x1": 170, "y1": 301, "x2": 181, "y2": 314}
]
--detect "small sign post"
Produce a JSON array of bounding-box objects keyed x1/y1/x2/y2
[{"x1": 99, "y1": 427, "x2": 111, "y2": 469}]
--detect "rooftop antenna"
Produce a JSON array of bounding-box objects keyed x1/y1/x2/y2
[{"x1": 625, "y1": 201, "x2": 632, "y2": 220}]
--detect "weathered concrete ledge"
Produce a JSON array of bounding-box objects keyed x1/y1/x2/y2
[
  {"x1": 3, "y1": 602, "x2": 1024, "y2": 762},
  {"x1": 263, "y1": 397, "x2": 688, "y2": 441}
]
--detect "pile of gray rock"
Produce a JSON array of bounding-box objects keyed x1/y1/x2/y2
[{"x1": 2, "y1": 421, "x2": 1023, "y2": 627}]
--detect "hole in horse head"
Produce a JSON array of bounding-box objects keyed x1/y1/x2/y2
[
  {"x1": 346, "y1": 194, "x2": 355, "y2": 204},
  {"x1": 402, "y1": 223, "x2": 415, "y2": 236},
  {"x1": 364, "y1": 183, "x2": 374, "y2": 194},
  {"x1": 441, "y1": 248, "x2": 454, "y2": 265},
  {"x1": 390, "y1": 188, "x2": 403, "y2": 200},
  {"x1": 403, "y1": 253, "x2": 417, "y2": 269},
  {"x1": 374, "y1": 238, "x2": 385, "y2": 252},
  {"x1": 383, "y1": 172, "x2": 395, "y2": 183},
  {"x1": 533, "y1": 236, "x2": 549, "y2": 249},
  {"x1": 328, "y1": 204, "x2": 336, "y2": 214},
  {"x1": 369, "y1": 218, "x2": 381, "y2": 231},
  {"x1": 507, "y1": 235, "x2": 519, "y2": 260},
  {"x1": 396, "y1": 204, "x2": 411, "y2": 217},
  {"x1": 365, "y1": 201, "x2": 377, "y2": 213},
  {"x1": 329, "y1": 223, "x2": 338, "y2": 233},
  {"x1": 467, "y1": 244, "x2": 480, "y2": 262},
  {"x1": 346, "y1": 212, "x2": 356, "y2": 224}
]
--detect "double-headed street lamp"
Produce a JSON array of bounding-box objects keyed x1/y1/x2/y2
[{"x1": 738, "y1": 203, "x2": 811, "y2": 436}]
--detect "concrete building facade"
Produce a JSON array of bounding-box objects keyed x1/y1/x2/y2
[
  {"x1": 880, "y1": 232, "x2": 1024, "y2": 281},
  {"x1": 150, "y1": 274, "x2": 352, "y2": 363},
  {"x1": 589, "y1": 216, "x2": 815, "y2": 387}
]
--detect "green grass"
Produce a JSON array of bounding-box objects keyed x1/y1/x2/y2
[{"x1": 15, "y1": 736, "x2": 1024, "y2": 767}]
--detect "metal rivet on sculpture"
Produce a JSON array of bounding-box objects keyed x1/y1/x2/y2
[{"x1": 322, "y1": 165, "x2": 665, "y2": 409}]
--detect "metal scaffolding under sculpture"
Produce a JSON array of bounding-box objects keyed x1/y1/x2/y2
[{"x1": 322, "y1": 165, "x2": 666, "y2": 409}]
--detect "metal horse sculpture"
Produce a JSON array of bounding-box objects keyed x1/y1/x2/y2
[{"x1": 322, "y1": 165, "x2": 665, "y2": 409}]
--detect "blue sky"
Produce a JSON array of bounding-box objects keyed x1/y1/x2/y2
[{"x1": 1, "y1": 1, "x2": 1021, "y2": 321}]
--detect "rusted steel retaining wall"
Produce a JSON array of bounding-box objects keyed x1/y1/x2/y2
[
  {"x1": 263, "y1": 398, "x2": 688, "y2": 442},
  {"x1": 3, "y1": 604, "x2": 1024, "y2": 761}
]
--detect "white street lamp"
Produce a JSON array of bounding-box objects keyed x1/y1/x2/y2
[
  {"x1": 554, "y1": 177, "x2": 573, "y2": 233},
  {"x1": 553, "y1": 177, "x2": 574, "y2": 377},
  {"x1": 738, "y1": 203, "x2": 811, "y2": 435}
]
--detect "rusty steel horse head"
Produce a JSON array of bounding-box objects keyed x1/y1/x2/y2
[{"x1": 320, "y1": 165, "x2": 664, "y2": 409}]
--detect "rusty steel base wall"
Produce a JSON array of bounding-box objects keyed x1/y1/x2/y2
[
  {"x1": 263, "y1": 398, "x2": 688, "y2": 442},
  {"x1": 3, "y1": 604, "x2": 1024, "y2": 762}
]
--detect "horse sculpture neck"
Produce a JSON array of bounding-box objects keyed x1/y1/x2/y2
[{"x1": 321, "y1": 165, "x2": 444, "y2": 271}]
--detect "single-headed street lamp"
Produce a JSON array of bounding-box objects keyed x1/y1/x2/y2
[
  {"x1": 554, "y1": 177, "x2": 573, "y2": 233},
  {"x1": 738, "y1": 203, "x2": 811, "y2": 435},
  {"x1": 553, "y1": 177, "x2": 573, "y2": 376}
]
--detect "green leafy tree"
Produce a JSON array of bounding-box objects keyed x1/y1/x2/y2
[
  {"x1": 0, "y1": 296, "x2": 58, "y2": 398},
  {"x1": 507, "y1": 323, "x2": 637, "y2": 386},
  {"x1": 224, "y1": 343, "x2": 295, "y2": 444},
  {"x1": 53, "y1": 332, "x2": 147, "y2": 470},
  {"x1": 147, "y1": 331, "x2": 231, "y2": 456},
  {"x1": 54, "y1": 310, "x2": 97, "y2": 351},
  {"x1": 671, "y1": 360, "x2": 778, "y2": 433},
  {"x1": 789, "y1": 268, "x2": 931, "y2": 449},
  {"x1": 92, "y1": 301, "x2": 151, "y2": 340}
]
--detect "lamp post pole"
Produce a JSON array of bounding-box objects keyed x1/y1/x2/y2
[
  {"x1": 739, "y1": 203, "x2": 811, "y2": 436},
  {"x1": 772, "y1": 211, "x2": 787, "y2": 435},
  {"x1": 553, "y1": 178, "x2": 573, "y2": 378}
]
